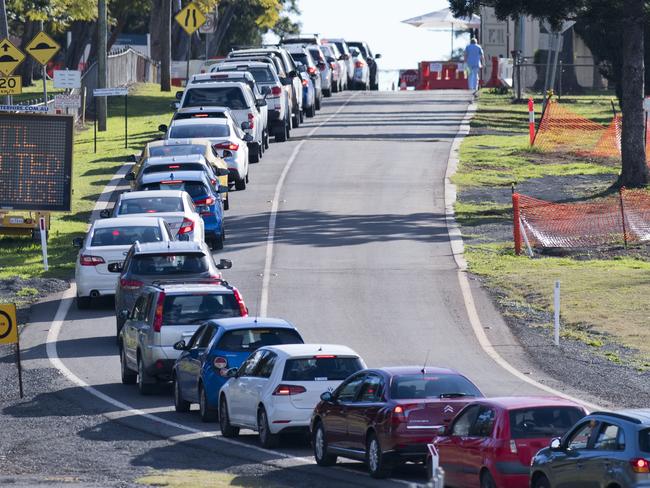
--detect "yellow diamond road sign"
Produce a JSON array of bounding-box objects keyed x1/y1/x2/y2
[
  {"x1": 0, "y1": 38, "x2": 25, "y2": 76},
  {"x1": 0, "y1": 303, "x2": 18, "y2": 345},
  {"x1": 175, "y1": 2, "x2": 206, "y2": 35},
  {"x1": 26, "y1": 31, "x2": 60, "y2": 66}
]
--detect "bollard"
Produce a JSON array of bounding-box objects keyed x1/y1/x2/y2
[
  {"x1": 554, "y1": 280, "x2": 560, "y2": 346},
  {"x1": 528, "y1": 97, "x2": 535, "y2": 145}
]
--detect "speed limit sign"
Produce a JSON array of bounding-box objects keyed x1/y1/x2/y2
[{"x1": 199, "y1": 11, "x2": 218, "y2": 34}]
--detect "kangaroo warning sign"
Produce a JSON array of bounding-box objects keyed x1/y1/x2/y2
[{"x1": 175, "y1": 2, "x2": 206, "y2": 35}]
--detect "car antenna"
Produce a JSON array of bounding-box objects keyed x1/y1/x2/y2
[{"x1": 421, "y1": 349, "x2": 430, "y2": 374}]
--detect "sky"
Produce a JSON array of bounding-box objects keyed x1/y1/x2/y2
[{"x1": 286, "y1": 0, "x2": 470, "y2": 70}]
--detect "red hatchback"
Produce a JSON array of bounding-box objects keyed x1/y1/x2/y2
[
  {"x1": 310, "y1": 366, "x2": 483, "y2": 478},
  {"x1": 433, "y1": 397, "x2": 587, "y2": 488}
]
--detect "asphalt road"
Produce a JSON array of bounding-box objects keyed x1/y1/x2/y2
[{"x1": 15, "y1": 89, "x2": 598, "y2": 486}]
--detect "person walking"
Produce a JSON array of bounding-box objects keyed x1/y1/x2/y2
[{"x1": 464, "y1": 37, "x2": 484, "y2": 95}]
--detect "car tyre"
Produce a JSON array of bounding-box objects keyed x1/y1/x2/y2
[
  {"x1": 323, "y1": 88, "x2": 331, "y2": 98},
  {"x1": 264, "y1": 130, "x2": 270, "y2": 149},
  {"x1": 366, "y1": 433, "x2": 392, "y2": 479},
  {"x1": 299, "y1": 109, "x2": 304, "y2": 123},
  {"x1": 198, "y1": 384, "x2": 218, "y2": 422},
  {"x1": 223, "y1": 197, "x2": 229, "y2": 211},
  {"x1": 532, "y1": 475, "x2": 551, "y2": 488},
  {"x1": 173, "y1": 375, "x2": 191, "y2": 413},
  {"x1": 249, "y1": 143, "x2": 260, "y2": 163},
  {"x1": 257, "y1": 407, "x2": 280, "y2": 448},
  {"x1": 235, "y1": 175, "x2": 246, "y2": 191},
  {"x1": 480, "y1": 470, "x2": 497, "y2": 488},
  {"x1": 219, "y1": 397, "x2": 239, "y2": 437},
  {"x1": 292, "y1": 112, "x2": 300, "y2": 128},
  {"x1": 76, "y1": 295, "x2": 91, "y2": 310},
  {"x1": 307, "y1": 104, "x2": 316, "y2": 118},
  {"x1": 313, "y1": 421, "x2": 337, "y2": 466},
  {"x1": 211, "y1": 231, "x2": 224, "y2": 251},
  {"x1": 137, "y1": 355, "x2": 155, "y2": 396},
  {"x1": 120, "y1": 346, "x2": 136, "y2": 385},
  {"x1": 315, "y1": 97, "x2": 321, "y2": 110}
]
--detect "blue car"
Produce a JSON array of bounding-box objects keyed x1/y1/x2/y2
[
  {"x1": 172, "y1": 317, "x2": 304, "y2": 422},
  {"x1": 137, "y1": 170, "x2": 227, "y2": 250}
]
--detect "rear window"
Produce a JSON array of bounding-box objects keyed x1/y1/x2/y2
[
  {"x1": 91, "y1": 226, "x2": 162, "y2": 246},
  {"x1": 182, "y1": 87, "x2": 249, "y2": 109},
  {"x1": 168, "y1": 124, "x2": 230, "y2": 139},
  {"x1": 143, "y1": 163, "x2": 205, "y2": 174},
  {"x1": 149, "y1": 144, "x2": 205, "y2": 157},
  {"x1": 640, "y1": 428, "x2": 650, "y2": 452},
  {"x1": 308, "y1": 49, "x2": 323, "y2": 62},
  {"x1": 509, "y1": 407, "x2": 585, "y2": 439},
  {"x1": 118, "y1": 197, "x2": 183, "y2": 214},
  {"x1": 216, "y1": 328, "x2": 302, "y2": 352},
  {"x1": 247, "y1": 67, "x2": 275, "y2": 83},
  {"x1": 283, "y1": 356, "x2": 363, "y2": 381},
  {"x1": 130, "y1": 253, "x2": 209, "y2": 275},
  {"x1": 390, "y1": 374, "x2": 482, "y2": 400},
  {"x1": 141, "y1": 181, "x2": 208, "y2": 199},
  {"x1": 162, "y1": 293, "x2": 239, "y2": 325},
  {"x1": 290, "y1": 53, "x2": 310, "y2": 67}
]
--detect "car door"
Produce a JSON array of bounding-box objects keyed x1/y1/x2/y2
[
  {"x1": 587, "y1": 421, "x2": 627, "y2": 487},
  {"x1": 240, "y1": 350, "x2": 277, "y2": 427},
  {"x1": 346, "y1": 373, "x2": 385, "y2": 451},
  {"x1": 123, "y1": 294, "x2": 148, "y2": 367},
  {"x1": 176, "y1": 324, "x2": 206, "y2": 399},
  {"x1": 459, "y1": 406, "x2": 497, "y2": 487},
  {"x1": 325, "y1": 373, "x2": 365, "y2": 449},
  {"x1": 436, "y1": 404, "x2": 481, "y2": 487},
  {"x1": 187, "y1": 325, "x2": 217, "y2": 402},
  {"x1": 551, "y1": 420, "x2": 599, "y2": 488},
  {"x1": 228, "y1": 350, "x2": 264, "y2": 426}
]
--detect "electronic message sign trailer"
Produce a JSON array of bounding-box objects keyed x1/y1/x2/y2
[{"x1": 0, "y1": 113, "x2": 74, "y2": 242}]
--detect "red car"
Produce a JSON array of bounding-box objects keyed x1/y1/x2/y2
[
  {"x1": 432, "y1": 397, "x2": 587, "y2": 488},
  {"x1": 310, "y1": 366, "x2": 483, "y2": 478}
]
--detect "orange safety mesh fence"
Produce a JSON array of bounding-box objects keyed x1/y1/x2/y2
[
  {"x1": 514, "y1": 189, "x2": 650, "y2": 251},
  {"x1": 592, "y1": 115, "x2": 622, "y2": 159}
]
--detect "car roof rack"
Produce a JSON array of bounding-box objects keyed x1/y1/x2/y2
[
  {"x1": 150, "y1": 278, "x2": 231, "y2": 288},
  {"x1": 230, "y1": 45, "x2": 265, "y2": 51}
]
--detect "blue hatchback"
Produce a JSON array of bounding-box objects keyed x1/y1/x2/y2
[
  {"x1": 138, "y1": 170, "x2": 227, "y2": 250},
  {"x1": 172, "y1": 317, "x2": 304, "y2": 422}
]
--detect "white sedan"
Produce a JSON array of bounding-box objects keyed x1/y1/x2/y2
[
  {"x1": 218, "y1": 344, "x2": 365, "y2": 447},
  {"x1": 73, "y1": 216, "x2": 173, "y2": 309}
]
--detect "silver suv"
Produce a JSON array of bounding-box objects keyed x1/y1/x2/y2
[{"x1": 119, "y1": 281, "x2": 248, "y2": 395}]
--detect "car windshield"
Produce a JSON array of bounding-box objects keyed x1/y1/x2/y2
[
  {"x1": 162, "y1": 293, "x2": 240, "y2": 325},
  {"x1": 509, "y1": 407, "x2": 585, "y2": 439},
  {"x1": 141, "y1": 181, "x2": 209, "y2": 198},
  {"x1": 143, "y1": 163, "x2": 205, "y2": 174},
  {"x1": 640, "y1": 428, "x2": 650, "y2": 452},
  {"x1": 390, "y1": 374, "x2": 482, "y2": 399},
  {"x1": 130, "y1": 253, "x2": 209, "y2": 275},
  {"x1": 149, "y1": 144, "x2": 205, "y2": 157},
  {"x1": 183, "y1": 87, "x2": 249, "y2": 109},
  {"x1": 216, "y1": 328, "x2": 303, "y2": 352},
  {"x1": 168, "y1": 124, "x2": 230, "y2": 139},
  {"x1": 283, "y1": 357, "x2": 363, "y2": 381},
  {"x1": 118, "y1": 197, "x2": 183, "y2": 214},
  {"x1": 90, "y1": 226, "x2": 163, "y2": 246}
]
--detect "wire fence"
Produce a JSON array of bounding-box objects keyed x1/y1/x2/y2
[{"x1": 513, "y1": 63, "x2": 611, "y2": 97}]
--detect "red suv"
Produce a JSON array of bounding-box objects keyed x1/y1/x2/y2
[
  {"x1": 310, "y1": 366, "x2": 483, "y2": 478},
  {"x1": 432, "y1": 397, "x2": 587, "y2": 488}
]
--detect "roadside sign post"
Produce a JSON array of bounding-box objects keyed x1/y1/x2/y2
[
  {"x1": 554, "y1": 280, "x2": 561, "y2": 346},
  {"x1": 175, "y1": 2, "x2": 206, "y2": 84},
  {"x1": 39, "y1": 216, "x2": 48, "y2": 271},
  {"x1": 199, "y1": 10, "x2": 218, "y2": 60},
  {"x1": 26, "y1": 31, "x2": 61, "y2": 106},
  {"x1": 92, "y1": 87, "x2": 128, "y2": 152},
  {"x1": 0, "y1": 303, "x2": 22, "y2": 398}
]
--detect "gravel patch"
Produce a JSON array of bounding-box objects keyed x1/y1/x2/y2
[{"x1": 0, "y1": 277, "x2": 69, "y2": 325}]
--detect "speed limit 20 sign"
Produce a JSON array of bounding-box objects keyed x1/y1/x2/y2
[{"x1": 0, "y1": 75, "x2": 22, "y2": 95}]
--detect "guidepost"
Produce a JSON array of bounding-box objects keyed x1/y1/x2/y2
[
  {"x1": 175, "y1": 2, "x2": 206, "y2": 85},
  {"x1": 0, "y1": 303, "x2": 22, "y2": 398}
]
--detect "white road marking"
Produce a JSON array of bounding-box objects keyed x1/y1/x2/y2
[
  {"x1": 88, "y1": 163, "x2": 132, "y2": 225},
  {"x1": 443, "y1": 97, "x2": 603, "y2": 411},
  {"x1": 259, "y1": 94, "x2": 358, "y2": 316}
]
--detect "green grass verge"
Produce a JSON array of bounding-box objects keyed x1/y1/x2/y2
[{"x1": 0, "y1": 83, "x2": 174, "y2": 279}]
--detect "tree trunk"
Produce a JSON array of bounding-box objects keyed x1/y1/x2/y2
[
  {"x1": 149, "y1": 0, "x2": 163, "y2": 61},
  {"x1": 66, "y1": 21, "x2": 95, "y2": 71},
  {"x1": 107, "y1": 17, "x2": 128, "y2": 52},
  {"x1": 559, "y1": 28, "x2": 583, "y2": 94},
  {"x1": 160, "y1": 0, "x2": 171, "y2": 90},
  {"x1": 18, "y1": 20, "x2": 37, "y2": 86},
  {"x1": 210, "y1": 3, "x2": 236, "y2": 56},
  {"x1": 619, "y1": 0, "x2": 647, "y2": 187},
  {"x1": 171, "y1": 0, "x2": 187, "y2": 60}
]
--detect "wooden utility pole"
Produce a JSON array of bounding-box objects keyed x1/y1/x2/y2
[
  {"x1": 97, "y1": 0, "x2": 108, "y2": 131},
  {"x1": 161, "y1": 0, "x2": 171, "y2": 91}
]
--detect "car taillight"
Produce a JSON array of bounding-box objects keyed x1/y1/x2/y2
[
  {"x1": 307, "y1": 66, "x2": 317, "y2": 75},
  {"x1": 391, "y1": 403, "x2": 418, "y2": 424},
  {"x1": 302, "y1": 79, "x2": 308, "y2": 87},
  {"x1": 153, "y1": 292, "x2": 166, "y2": 332},
  {"x1": 273, "y1": 384, "x2": 306, "y2": 396},
  {"x1": 195, "y1": 197, "x2": 215, "y2": 206},
  {"x1": 631, "y1": 458, "x2": 650, "y2": 473},
  {"x1": 119, "y1": 279, "x2": 143, "y2": 290},
  {"x1": 214, "y1": 143, "x2": 239, "y2": 151},
  {"x1": 314, "y1": 355, "x2": 336, "y2": 359},
  {"x1": 210, "y1": 178, "x2": 217, "y2": 186},
  {"x1": 213, "y1": 356, "x2": 228, "y2": 370},
  {"x1": 247, "y1": 112, "x2": 254, "y2": 129},
  {"x1": 232, "y1": 287, "x2": 248, "y2": 317},
  {"x1": 271, "y1": 86, "x2": 282, "y2": 96},
  {"x1": 178, "y1": 218, "x2": 194, "y2": 235},
  {"x1": 79, "y1": 255, "x2": 105, "y2": 266},
  {"x1": 355, "y1": 60, "x2": 365, "y2": 68}
]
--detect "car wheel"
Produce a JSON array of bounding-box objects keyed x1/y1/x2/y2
[
  {"x1": 307, "y1": 104, "x2": 315, "y2": 118},
  {"x1": 323, "y1": 88, "x2": 331, "y2": 98},
  {"x1": 313, "y1": 421, "x2": 337, "y2": 466},
  {"x1": 137, "y1": 355, "x2": 155, "y2": 395},
  {"x1": 480, "y1": 470, "x2": 497, "y2": 488},
  {"x1": 264, "y1": 130, "x2": 269, "y2": 149},
  {"x1": 257, "y1": 407, "x2": 280, "y2": 448},
  {"x1": 532, "y1": 475, "x2": 551, "y2": 488},
  {"x1": 199, "y1": 384, "x2": 218, "y2": 422},
  {"x1": 235, "y1": 175, "x2": 246, "y2": 191},
  {"x1": 219, "y1": 397, "x2": 239, "y2": 437},
  {"x1": 299, "y1": 109, "x2": 304, "y2": 123},
  {"x1": 249, "y1": 143, "x2": 260, "y2": 163},
  {"x1": 315, "y1": 97, "x2": 321, "y2": 110},
  {"x1": 76, "y1": 295, "x2": 91, "y2": 310},
  {"x1": 366, "y1": 433, "x2": 392, "y2": 479},
  {"x1": 292, "y1": 112, "x2": 300, "y2": 128},
  {"x1": 120, "y1": 346, "x2": 136, "y2": 385},
  {"x1": 173, "y1": 374, "x2": 191, "y2": 413},
  {"x1": 275, "y1": 123, "x2": 288, "y2": 143},
  {"x1": 223, "y1": 197, "x2": 229, "y2": 211},
  {"x1": 211, "y1": 231, "x2": 224, "y2": 251}
]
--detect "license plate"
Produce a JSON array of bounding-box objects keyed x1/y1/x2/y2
[{"x1": 9, "y1": 217, "x2": 24, "y2": 224}]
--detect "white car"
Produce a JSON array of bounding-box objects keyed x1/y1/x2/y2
[
  {"x1": 73, "y1": 216, "x2": 173, "y2": 309},
  {"x1": 178, "y1": 81, "x2": 265, "y2": 164},
  {"x1": 218, "y1": 344, "x2": 366, "y2": 448},
  {"x1": 105, "y1": 190, "x2": 205, "y2": 244},
  {"x1": 166, "y1": 114, "x2": 251, "y2": 191},
  {"x1": 320, "y1": 44, "x2": 346, "y2": 92},
  {"x1": 349, "y1": 47, "x2": 370, "y2": 90}
]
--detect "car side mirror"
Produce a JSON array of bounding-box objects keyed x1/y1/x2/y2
[
  {"x1": 170, "y1": 102, "x2": 180, "y2": 110},
  {"x1": 217, "y1": 168, "x2": 230, "y2": 176},
  {"x1": 261, "y1": 86, "x2": 271, "y2": 95},
  {"x1": 550, "y1": 438, "x2": 562, "y2": 450},
  {"x1": 375, "y1": 53, "x2": 382, "y2": 59},
  {"x1": 118, "y1": 309, "x2": 130, "y2": 320},
  {"x1": 175, "y1": 91, "x2": 183, "y2": 100},
  {"x1": 281, "y1": 77, "x2": 292, "y2": 86},
  {"x1": 320, "y1": 391, "x2": 334, "y2": 403},
  {"x1": 218, "y1": 185, "x2": 229, "y2": 194},
  {"x1": 225, "y1": 367, "x2": 238, "y2": 378},
  {"x1": 435, "y1": 425, "x2": 447, "y2": 436},
  {"x1": 256, "y1": 99, "x2": 267, "y2": 107},
  {"x1": 129, "y1": 154, "x2": 139, "y2": 163},
  {"x1": 240, "y1": 121, "x2": 252, "y2": 131},
  {"x1": 173, "y1": 340, "x2": 187, "y2": 351},
  {"x1": 158, "y1": 124, "x2": 168, "y2": 133},
  {"x1": 216, "y1": 258, "x2": 232, "y2": 270},
  {"x1": 72, "y1": 237, "x2": 84, "y2": 248},
  {"x1": 243, "y1": 133, "x2": 254, "y2": 143},
  {"x1": 108, "y1": 262, "x2": 124, "y2": 273},
  {"x1": 288, "y1": 70, "x2": 298, "y2": 78},
  {"x1": 125, "y1": 172, "x2": 135, "y2": 181},
  {"x1": 99, "y1": 209, "x2": 111, "y2": 218}
]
